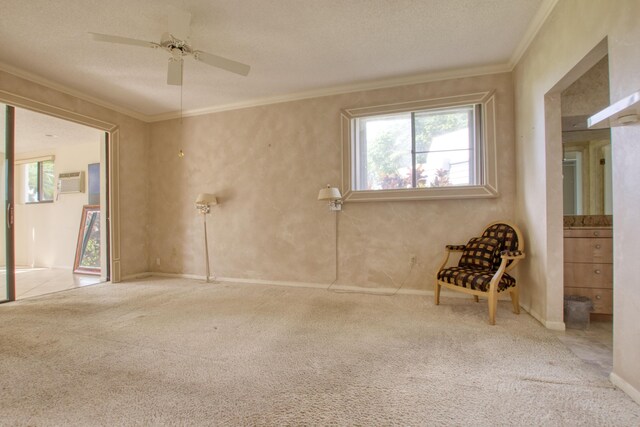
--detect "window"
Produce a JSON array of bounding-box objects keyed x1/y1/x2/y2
[
  {"x1": 341, "y1": 91, "x2": 498, "y2": 201},
  {"x1": 354, "y1": 105, "x2": 481, "y2": 190},
  {"x1": 25, "y1": 159, "x2": 55, "y2": 203}
]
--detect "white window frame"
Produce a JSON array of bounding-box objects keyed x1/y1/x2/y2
[
  {"x1": 341, "y1": 91, "x2": 498, "y2": 202},
  {"x1": 15, "y1": 155, "x2": 56, "y2": 204}
]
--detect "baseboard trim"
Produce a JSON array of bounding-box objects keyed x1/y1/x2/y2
[
  {"x1": 218, "y1": 277, "x2": 438, "y2": 296},
  {"x1": 544, "y1": 320, "x2": 566, "y2": 331},
  {"x1": 121, "y1": 272, "x2": 153, "y2": 281},
  {"x1": 239, "y1": 280, "x2": 513, "y2": 300},
  {"x1": 519, "y1": 303, "x2": 566, "y2": 331},
  {"x1": 217, "y1": 276, "x2": 328, "y2": 290},
  {"x1": 149, "y1": 272, "x2": 204, "y2": 281},
  {"x1": 141, "y1": 272, "x2": 430, "y2": 295},
  {"x1": 132, "y1": 272, "x2": 514, "y2": 299},
  {"x1": 610, "y1": 372, "x2": 640, "y2": 405},
  {"x1": 328, "y1": 284, "x2": 431, "y2": 296}
]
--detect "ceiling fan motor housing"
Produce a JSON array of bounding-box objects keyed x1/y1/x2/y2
[{"x1": 161, "y1": 33, "x2": 192, "y2": 57}]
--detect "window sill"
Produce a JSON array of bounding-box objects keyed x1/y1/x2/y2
[{"x1": 343, "y1": 185, "x2": 498, "y2": 202}]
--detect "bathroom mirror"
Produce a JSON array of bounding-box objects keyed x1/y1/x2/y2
[
  {"x1": 562, "y1": 129, "x2": 612, "y2": 215},
  {"x1": 561, "y1": 54, "x2": 611, "y2": 218}
]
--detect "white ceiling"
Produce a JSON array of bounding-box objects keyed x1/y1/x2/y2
[
  {"x1": 13, "y1": 108, "x2": 103, "y2": 155},
  {"x1": 0, "y1": 0, "x2": 548, "y2": 121}
]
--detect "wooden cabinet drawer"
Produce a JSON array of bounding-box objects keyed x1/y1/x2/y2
[
  {"x1": 564, "y1": 287, "x2": 613, "y2": 314},
  {"x1": 564, "y1": 228, "x2": 613, "y2": 238},
  {"x1": 564, "y1": 238, "x2": 613, "y2": 263},
  {"x1": 564, "y1": 263, "x2": 612, "y2": 288}
]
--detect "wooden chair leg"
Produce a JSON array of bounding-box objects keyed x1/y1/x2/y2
[
  {"x1": 488, "y1": 291, "x2": 497, "y2": 325},
  {"x1": 510, "y1": 288, "x2": 520, "y2": 314},
  {"x1": 473, "y1": 295, "x2": 479, "y2": 303},
  {"x1": 434, "y1": 282, "x2": 441, "y2": 305}
]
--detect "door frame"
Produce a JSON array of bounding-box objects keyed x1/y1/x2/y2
[
  {"x1": 543, "y1": 38, "x2": 609, "y2": 326},
  {"x1": 0, "y1": 90, "x2": 121, "y2": 302},
  {"x1": 4, "y1": 105, "x2": 15, "y2": 301}
]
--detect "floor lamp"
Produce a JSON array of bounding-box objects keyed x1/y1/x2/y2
[
  {"x1": 318, "y1": 185, "x2": 342, "y2": 290},
  {"x1": 195, "y1": 193, "x2": 218, "y2": 282}
]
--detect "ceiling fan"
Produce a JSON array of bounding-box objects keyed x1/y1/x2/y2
[{"x1": 89, "y1": 8, "x2": 250, "y2": 86}]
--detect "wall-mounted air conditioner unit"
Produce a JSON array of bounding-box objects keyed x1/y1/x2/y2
[{"x1": 58, "y1": 172, "x2": 85, "y2": 194}]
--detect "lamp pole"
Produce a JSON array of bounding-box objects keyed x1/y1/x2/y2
[
  {"x1": 203, "y1": 211, "x2": 210, "y2": 282},
  {"x1": 195, "y1": 193, "x2": 217, "y2": 283}
]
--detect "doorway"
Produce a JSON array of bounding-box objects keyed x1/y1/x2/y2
[
  {"x1": 549, "y1": 42, "x2": 614, "y2": 376},
  {"x1": 1, "y1": 103, "x2": 111, "y2": 302}
]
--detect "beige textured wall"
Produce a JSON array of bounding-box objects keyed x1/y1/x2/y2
[
  {"x1": 149, "y1": 72, "x2": 515, "y2": 290},
  {"x1": 561, "y1": 55, "x2": 609, "y2": 118},
  {"x1": 0, "y1": 71, "x2": 149, "y2": 278},
  {"x1": 513, "y1": 0, "x2": 640, "y2": 401}
]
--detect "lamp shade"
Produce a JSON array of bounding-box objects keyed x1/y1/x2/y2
[
  {"x1": 195, "y1": 193, "x2": 218, "y2": 205},
  {"x1": 318, "y1": 186, "x2": 342, "y2": 201}
]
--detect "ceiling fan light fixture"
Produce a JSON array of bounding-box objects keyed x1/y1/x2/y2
[{"x1": 167, "y1": 56, "x2": 183, "y2": 86}]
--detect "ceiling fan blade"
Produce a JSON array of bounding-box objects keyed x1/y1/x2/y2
[
  {"x1": 89, "y1": 32, "x2": 158, "y2": 48},
  {"x1": 167, "y1": 57, "x2": 183, "y2": 86},
  {"x1": 168, "y1": 7, "x2": 191, "y2": 40},
  {"x1": 193, "y1": 51, "x2": 251, "y2": 76}
]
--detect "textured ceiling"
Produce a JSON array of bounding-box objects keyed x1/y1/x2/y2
[
  {"x1": 0, "y1": 0, "x2": 545, "y2": 120},
  {"x1": 0, "y1": 104, "x2": 102, "y2": 156},
  {"x1": 13, "y1": 108, "x2": 103, "y2": 155}
]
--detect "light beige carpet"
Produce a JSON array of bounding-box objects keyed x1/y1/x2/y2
[{"x1": 0, "y1": 277, "x2": 638, "y2": 426}]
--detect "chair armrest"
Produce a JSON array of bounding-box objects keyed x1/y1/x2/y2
[
  {"x1": 437, "y1": 244, "x2": 466, "y2": 273},
  {"x1": 500, "y1": 250, "x2": 525, "y2": 259}
]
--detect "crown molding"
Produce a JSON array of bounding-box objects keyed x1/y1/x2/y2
[
  {"x1": 0, "y1": 58, "x2": 510, "y2": 124},
  {"x1": 147, "y1": 62, "x2": 511, "y2": 122},
  {"x1": 0, "y1": 61, "x2": 150, "y2": 123},
  {"x1": 509, "y1": 0, "x2": 560, "y2": 69},
  {"x1": 0, "y1": 0, "x2": 557, "y2": 124}
]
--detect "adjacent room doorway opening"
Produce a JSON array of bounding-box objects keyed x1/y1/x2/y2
[
  {"x1": 546, "y1": 38, "x2": 614, "y2": 377},
  {"x1": 1, "y1": 103, "x2": 112, "y2": 302},
  {"x1": 560, "y1": 53, "x2": 613, "y2": 377}
]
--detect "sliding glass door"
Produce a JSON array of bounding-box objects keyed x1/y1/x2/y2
[
  {"x1": 1, "y1": 103, "x2": 15, "y2": 303},
  {"x1": 0, "y1": 102, "x2": 111, "y2": 302}
]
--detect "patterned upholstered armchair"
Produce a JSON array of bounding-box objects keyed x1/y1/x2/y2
[{"x1": 434, "y1": 221, "x2": 525, "y2": 325}]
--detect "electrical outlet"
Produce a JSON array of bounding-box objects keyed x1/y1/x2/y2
[
  {"x1": 156, "y1": 258, "x2": 161, "y2": 266},
  {"x1": 410, "y1": 255, "x2": 417, "y2": 265}
]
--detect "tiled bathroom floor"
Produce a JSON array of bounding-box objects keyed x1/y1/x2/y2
[{"x1": 556, "y1": 319, "x2": 613, "y2": 377}]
